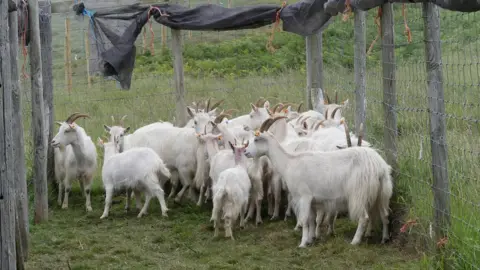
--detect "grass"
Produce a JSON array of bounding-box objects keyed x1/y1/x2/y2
[
  {"x1": 26, "y1": 187, "x2": 422, "y2": 270},
  {"x1": 19, "y1": 3, "x2": 480, "y2": 269}
]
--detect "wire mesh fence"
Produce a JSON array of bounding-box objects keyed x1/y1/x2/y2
[
  {"x1": 14, "y1": 0, "x2": 480, "y2": 268},
  {"x1": 323, "y1": 3, "x2": 479, "y2": 268}
]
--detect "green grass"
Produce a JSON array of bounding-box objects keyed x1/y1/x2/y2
[
  {"x1": 19, "y1": 3, "x2": 480, "y2": 269},
  {"x1": 26, "y1": 188, "x2": 422, "y2": 270}
]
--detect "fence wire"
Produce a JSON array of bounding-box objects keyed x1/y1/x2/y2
[{"x1": 323, "y1": 3, "x2": 479, "y2": 268}]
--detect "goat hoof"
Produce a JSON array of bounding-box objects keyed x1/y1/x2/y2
[
  {"x1": 381, "y1": 237, "x2": 390, "y2": 244},
  {"x1": 256, "y1": 220, "x2": 263, "y2": 226},
  {"x1": 100, "y1": 215, "x2": 107, "y2": 219},
  {"x1": 86, "y1": 206, "x2": 93, "y2": 212},
  {"x1": 162, "y1": 213, "x2": 168, "y2": 217},
  {"x1": 270, "y1": 216, "x2": 279, "y2": 221},
  {"x1": 61, "y1": 204, "x2": 68, "y2": 209}
]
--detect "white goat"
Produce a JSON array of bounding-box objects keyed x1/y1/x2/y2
[
  {"x1": 211, "y1": 140, "x2": 252, "y2": 240},
  {"x1": 97, "y1": 138, "x2": 170, "y2": 219},
  {"x1": 51, "y1": 113, "x2": 98, "y2": 211},
  {"x1": 245, "y1": 117, "x2": 393, "y2": 247},
  {"x1": 226, "y1": 98, "x2": 271, "y2": 129}
]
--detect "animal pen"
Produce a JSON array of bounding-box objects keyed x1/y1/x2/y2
[{"x1": 1, "y1": 0, "x2": 479, "y2": 268}]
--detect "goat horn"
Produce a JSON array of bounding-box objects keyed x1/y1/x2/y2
[
  {"x1": 357, "y1": 123, "x2": 364, "y2": 146},
  {"x1": 102, "y1": 135, "x2": 110, "y2": 142},
  {"x1": 314, "y1": 120, "x2": 325, "y2": 131},
  {"x1": 205, "y1": 98, "x2": 211, "y2": 112},
  {"x1": 209, "y1": 99, "x2": 224, "y2": 112},
  {"x1": 297, "y1": 102, "x2": 303, "y2": 113},
  {"x1": 259, "y1": 118, "x2": 274, "y2": 133},
  {"x1": 325, "y1": 108, "x2": 329, "y2": 120},
  {"x1": 300, "y1": 116, "x2": 310, "y2": 124},
  {"x1": 325, "y1": 93, "x2": 331, "y2": 105},
  {"x1": 120, "y1": 115, "x2": 127, "y2": 126},
  {"x1": 66, "y1": 112, "x2": 89, "y2": 124},
  {"x1": 213, "y1": 113, "x2": 229, "y2": 124},
  {"x1": 341, "y1": 118, "x2": 352, "y2": 147},
  {"x1": 335, "y1": 91, "x2": 338, "y2": 104},
  {"x1": 223, "y1": 109, "x2": 238, "y2": 115},
  {"x1": 260, "y1": 116, "x2": 286, "y2": 132},
  {"x1": 204, "y1": 125, "x2": 207, "y2": 135},
  {"x1": 295, "y1": 115, "x2": 304, "y2": 125},
  {"x1": 331, "y1": 107, "x2": 341, "y2": 119},
  {"x1": 111, "y1": 115, "x2": 115, "y2": 125},
  {"x1": 271, "y1": 103, "x2": 282, "y2": 113},
  {"x1": 255, "y1": 97, "x2": 266, "y2": 107}
]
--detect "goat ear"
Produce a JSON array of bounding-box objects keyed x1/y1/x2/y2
[
  {"x1": 342, "y1": 99, "x2": 349, "y2": 106},
  {"x1": 97, "y1": 137, "x2": 104, "y2": 147},
  {"x1": 187, "y1": 107, "x2": 195, "y2": 118},
  {"x1": 250, "y1": 103, "x2": 258, "y2": 112},
  {"x1": 56, "y1": 121, "x2": 63, "y2": 126},
  {"x1": 228, "y1": 141, "x2": 235, "y2": 152},
  {"x1": 104, "y1": 125, "x2": 111, "y2": 132},
  {"x1": 263, "y1": 101, "x2": 270, "y2": 109},
  {"x1": 208, "y1": 108, "x2": 217, "y2": 116},
  {"x1": 125, "y1": 127, "x2": 131, "y2": 133}
]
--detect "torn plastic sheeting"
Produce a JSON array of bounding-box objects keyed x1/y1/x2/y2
[{"x1": 280, "y1": 0, "x2": 334, "y2": 36}]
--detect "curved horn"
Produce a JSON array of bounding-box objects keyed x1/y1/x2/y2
[
  {"x1": 271, "y1": 103, "x2": 284, "y2": 114},
  {"x1": 296, "y1": 115, "x2": 306, "y2": 125},
  {"x1": 297, "y1": 102, "x2": 303, "y2": 113},
  {"x1": 325, "y1": 108, "x2": 329, "y2": 120},
  {"x1": 341, "y1": 119, "x2": 352, "y2": 147},
  {"x1": 213, "y1": 113, "x2": 230, "y2": 124},
  {"x1": 209, "y1": 99, "x2": 225, "y2": 112},
  {"x1": 120, "y1": 115, "x2": 127, "y2": 126},
  {"x1": 66, "y1": 112, "x2": 89, "y2": 124},
  {"x1": 69, "y1": 113, "x2": 90, "y2": 124},
  {"x1": 331, "y1": 107, "x2": 341, "y2": 119},
  {"x1": 222, "y1": 109, "x2": 239, "y2": 115},
  {"x1": 259, "y1": 118, "x2": 273, "y2": 133},
  {"x1": 205, "y1": 98, "x2": 211, "y2": 112},
  {"x1": 357, "y1": 123, "x2": 364, "y2": 146},
  {"x1": 111, "y1": 115, "x2": 115, "y2": 125},
  {"x1": 265, "y1": 116, "x2": 287, "y2": 132},
  {"x1": 300, "y1": 116, "x2": 311, "y2": 124},
  {"x1": 335, "y1": 91, "x2": 338, "y2": 104},
  {"x1": 314, "y1": 120, "x2": 325, "y2": 131},
  {"x1": 325, "y1": 93, "x2": 331, "y2": 104},
  {"x1": 255, "y1": 97, "x2": 266, "y2": 107}
]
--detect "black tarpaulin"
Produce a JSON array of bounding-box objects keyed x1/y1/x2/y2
[{"x1": 68, "y1": 0, "x2": 480, "y2": 89}]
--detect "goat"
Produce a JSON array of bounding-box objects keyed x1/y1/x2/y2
[
  {"x1": 211, "y1": 140, "x2": 251, "y2": 240},
  {"x1": 245, "y1": 117, "x2": 393, "y2": 247},
  {"x1": 51, "y1": 113, "x2": 97, "y2": 211},
  {"x1": 97, "y1": 138, "x2": 170, "y2": 219}
]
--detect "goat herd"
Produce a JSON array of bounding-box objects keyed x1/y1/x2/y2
[{"x1": 50, "y1": 96, "x2": 393, "y2": 248}]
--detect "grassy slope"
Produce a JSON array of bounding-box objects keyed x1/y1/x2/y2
[{"x1": 22, "y1": 3, "x2": 479, "y2": 269}]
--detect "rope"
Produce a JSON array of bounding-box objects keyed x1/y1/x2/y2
[
  {"x1": 402, "y1": 4, "x2": 412, "y2": 43},
  {"x1": 21, "y1": 0, "x2": 29, "y2": 79},
  {"x1": 147, "y1": 6, "x2": 170, "y2": 55},
  {"x1": 366, "y1": 7, "x2": 382, "y2": 56},
  {"x1": 266, "y1": 1, "x2": 287, "y2": 53},
  {"x1": 342, "y1": 0, "x2": 353, "y2": 22}
]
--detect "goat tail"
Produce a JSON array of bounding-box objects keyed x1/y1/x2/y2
[
  {"x1": 211, "y1": 186, "x2": 226, "y2": 222},
  {"x1": 378, "y1": 165, "x2": 393, "y2": 217}
]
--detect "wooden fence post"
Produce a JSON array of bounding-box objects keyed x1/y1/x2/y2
[
  {"x1": 305, "y1": 31, "x2": 324, "y2": 112},
  {"x1": 85, "y1": 24, "x2": 92, "y2": 88},
  {"x1": 171, "y1": 28, "x2": 187, "y2": 127},
  {"x1": 354, "y1": 9, "x2": 367, "y2": 138},
  {"x1": 1, "y1": 0, "x2": 18, "y2": 268},
  {"x1": 29, "y1": 0, "x2": 49, "y2": 223},
  {"x1": 381, "y1": 3, "x2": 398, "y2": 172},
  {"x1": 10, "y1": 0, "x2": 29, "y2": 266},
  {"x1": 422, "y1": 2, "x2": 450, "y2": 256},
  {"x1": 40, "y1": 1, "x2": 55, "y2": 192},
  {"x1": 64, "y1": 16, "x2": 72, "y2": 93}
]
